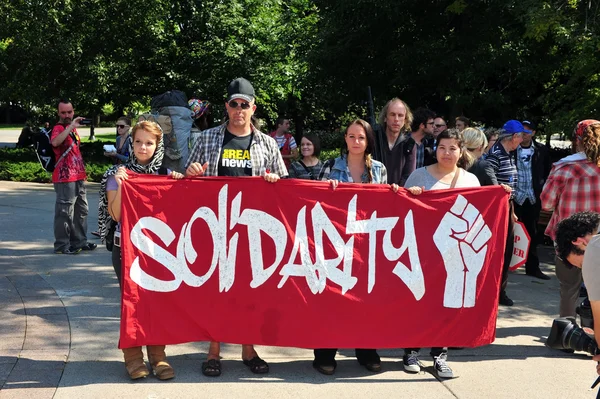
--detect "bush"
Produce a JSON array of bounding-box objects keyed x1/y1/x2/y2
[{"x1": 0, "y1": 143, "x2": 113, "y2": 183}]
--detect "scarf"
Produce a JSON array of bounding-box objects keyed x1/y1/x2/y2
[{"x1": 97, "y1": 131, "x2": 165, "y2": 243}]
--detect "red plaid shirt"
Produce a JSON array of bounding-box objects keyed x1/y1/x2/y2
[{"x1": 541, "y1": 160, "x2": 600, "y2": 240}]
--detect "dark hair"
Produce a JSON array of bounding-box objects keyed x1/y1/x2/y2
[
  {"x1": 194, "y1": 104, "x2": 213, "y2": 130},
  {"x1": 410, "y1": 108, "x2": 436, "y2": 132},
  {"x1": 377, "y1": 98, "x2": 413, "y2": 133},
  {"x1": 116, "y1": 116, "x2": 132, "y2": 126},
  {"x1": 484, "y1": 128, "x2": 501, "y2": 141},
  {"x1": 436, "y1": 128, "x2": 470, "y2": 169},
  {"x1": 455, "y1": 116, "x2": 470, "y2": 127},
  {"x1": 57, "y1": 98, "x2": 72, "y2": 108},
  {"x1": 301, "y1": 134, "x2": 321, "y2": 157},
  {"x1": 555, "y1": 211, "x2": 600, "y2": 264},
  {"x1": 276, "y1": 118, "x2": 288, "y2": 128},
  {"x1": 342, "y1": 119, "x2": 376, "y2": 183}
]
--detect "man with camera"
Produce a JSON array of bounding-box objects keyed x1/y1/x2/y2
[
  {"x1": 550, "y1": 212, "x2": 600, "y2": 375},
  {"x1": 51, "y1": 99, "x2": 97, "y2": 255}
]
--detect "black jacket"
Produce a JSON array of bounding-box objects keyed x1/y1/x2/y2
[{"x1": 373, "y1": 125, "x2": 434, "y2": 186}]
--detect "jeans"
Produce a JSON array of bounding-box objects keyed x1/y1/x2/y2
[{"x1": 53, "y1": 180, "x2": 88, "y2": 251}]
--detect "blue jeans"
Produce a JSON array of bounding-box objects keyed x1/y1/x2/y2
[{"x1": 53, "y1": 180, "x2": 88, "y2": 251}]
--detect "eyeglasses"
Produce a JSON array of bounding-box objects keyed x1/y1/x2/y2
[
  {"x1": 116, "y1": 125, "x2": 129, "y2": 129},
  {"x1": 426, "y1": 121, "x2": 435, "y2": 125},
  {"x1": 228, "y1": 100, "x2": 251, "y2": 110},
  {"x1": 434, "y1": 124, "x2": 447, "y2": 128}
]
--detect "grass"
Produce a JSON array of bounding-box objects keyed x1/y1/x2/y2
[
  {"x1": 92, "y1": 133, "x2": 118, "y2": 141},
  {"x1": 0, "y1": 124, "x2": 26, "y2": 130}
]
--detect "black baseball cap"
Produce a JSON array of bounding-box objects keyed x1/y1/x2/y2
[{"x1": 227, "y1": 78, "x2": 255, "y2": 102}]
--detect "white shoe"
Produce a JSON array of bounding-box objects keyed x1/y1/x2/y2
[
  {"x1": 402, "y1": 351, "x2": 422, "y2": 373},
  {"x1": 433, "y1": 353, "x2": 454, "y2": 378}
]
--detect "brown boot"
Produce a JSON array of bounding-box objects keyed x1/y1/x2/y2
[
  {"x1": 147, "y1": 345, "x2": 175, "y2": 380},
  {"x1": 123, "y1": 347, "x2": 149, "y2": 380}
]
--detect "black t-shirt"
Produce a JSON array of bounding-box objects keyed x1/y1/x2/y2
[{"x1": 218, "y1": 130, "x2": 253, "y2": 176}]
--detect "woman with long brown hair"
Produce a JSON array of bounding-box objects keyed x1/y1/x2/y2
[{"x1": 313, "y1": 119, "x2": 387, "y2": 375}]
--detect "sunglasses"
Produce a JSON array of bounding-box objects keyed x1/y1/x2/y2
[
  {"x1": 116, "y1": 125, "x2": 129, "y2": 129},
  {"x1": 435, "y1": 124, "x2": 447, "y2": 128},
  {"x1": 228, "y1": 100, "x2": 251, "y2": 110}
]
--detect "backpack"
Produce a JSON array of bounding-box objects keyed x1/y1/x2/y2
[
  {"x1": 139, "y1": 90, "x2": 193, "y2": 173},
  {"x1": 32, "y1": 127, "x2": 76, "y2": 173}
]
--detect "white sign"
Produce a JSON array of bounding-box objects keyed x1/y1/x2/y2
[{"x1": 509, "y1": 221, "x2": 530, "y2": 270}]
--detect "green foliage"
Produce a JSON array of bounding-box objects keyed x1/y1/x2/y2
[
  {"x1": 2, "y1": 0, "x2": 600, "y2": 137},
  {"x1": 0, "y1": 143, "x2": 112, "y2": 183}
]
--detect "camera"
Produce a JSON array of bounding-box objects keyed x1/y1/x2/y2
[
  {"x1": 546, "y1": 317, "x2": 599, "y2": 355},
  {"x1": 577, "y1": 298, "x2": 594, "y2": 330},
  {"x1": 79, "y1": 118, "x2": 93, "y2": 126}
]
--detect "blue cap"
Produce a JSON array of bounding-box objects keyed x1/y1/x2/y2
[{"x1": 502, "y1": 120, "x2": 530, "y2": 135}]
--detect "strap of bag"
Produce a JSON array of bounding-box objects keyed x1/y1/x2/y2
[
  {"x1": 55, "y1": 133, "x2": 77, "y2": 168},
  {"x1": 450, "y1": 168, "x2": 461, "y2": 189},
  {"x1": 298, "y1": 160, "x2": 314, "y2": 180}
]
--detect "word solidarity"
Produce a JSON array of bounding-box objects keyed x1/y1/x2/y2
[{"x1": 119, "y1": 175, "x2": 509, "y2": 349}]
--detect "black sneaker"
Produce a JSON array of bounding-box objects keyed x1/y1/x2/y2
[
  {"x1": 54, "y1": 247, "x2": 82, "y2": 255},
  {"x1": 80, "y1": 243, "x2": 97, "y2": 251},
  {"x1": 499, "y1": 292, "x2": 514, "y2": 306},
  {"x1": 526, "y1": 269, "x2": 551, "y2": 280}
]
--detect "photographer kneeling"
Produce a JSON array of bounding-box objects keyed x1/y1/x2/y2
[{"x1": 552, "y1": 212, "x2": 600, "y2": 373}]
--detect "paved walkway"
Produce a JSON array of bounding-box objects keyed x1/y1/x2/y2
[{"x1": 0, "y1": 180, "x2": 598, "y2": 398}]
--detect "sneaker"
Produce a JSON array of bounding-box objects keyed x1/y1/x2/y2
[
  {"x1": 54, "y1": 247, "x2": 82, "y2": 255},
  {"x1": 499, "y1": 292, "x2": 514, "y2": 306},
  {"x1": 80, "y1": 243, "x2": 97, "y2": 251},
  {"x1": 433, "y1": 353, "x2": 454, "y2": 378},
  {"x1": 402, "y1": 351, "x2": 422, "y2": 373}
]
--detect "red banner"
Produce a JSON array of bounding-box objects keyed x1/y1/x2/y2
[{"x1": 119, "y1": 174, "x2": 509, "y2": 349}]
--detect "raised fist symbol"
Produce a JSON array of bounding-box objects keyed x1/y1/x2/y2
[{"x1": 433, "y1": 195, "x2": 492, "y2": 308}]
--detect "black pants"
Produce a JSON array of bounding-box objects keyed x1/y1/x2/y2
[
  {"x1": 111, "y1": 244, "x2": 122, "y2": 288},
  {"x1": 313, "y1": 348, "x2": 379, "y2": 367},
  {"x1": 404, "y1": 347, "x2": 447, "y2": 357},
  {"x1": 513, "y1": 198, "x2": 541, "y2": 273},
  {"x1": 501, "y1": 201, "x2": 515, "y2": 295}
]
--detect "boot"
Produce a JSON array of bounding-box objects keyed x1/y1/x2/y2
[
  {"x1": 123, "y1": 347, "x2": 149, "y2": 380},
  {"x1": 147, "y1": 345, "x2": 175, "y2": 380}
]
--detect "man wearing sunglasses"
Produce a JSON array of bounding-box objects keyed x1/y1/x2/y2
[
  {"x1": 433, "y1": 116, "x2": 447, "y2": 138},
  {"x1": 185, "y1": 77, "x2": 287, "y2": 378}
]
